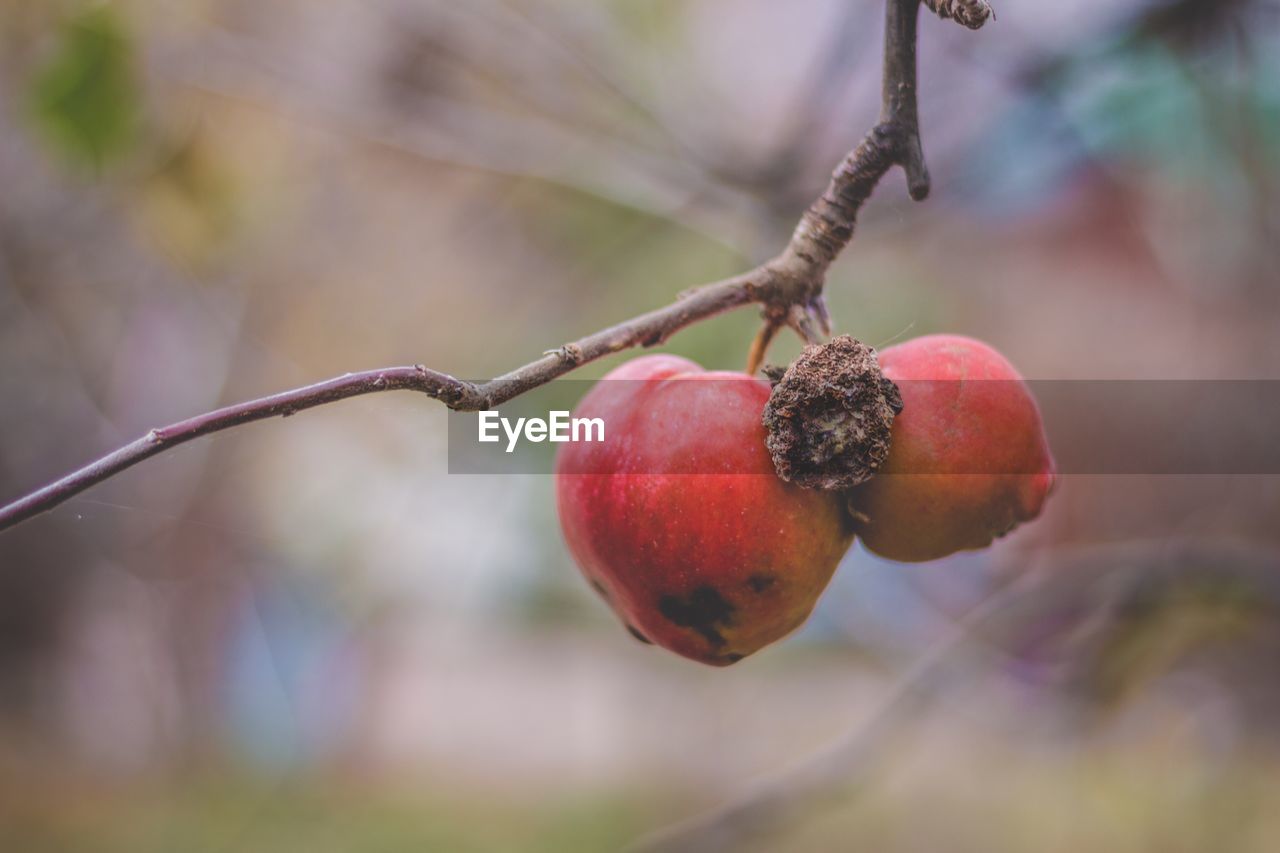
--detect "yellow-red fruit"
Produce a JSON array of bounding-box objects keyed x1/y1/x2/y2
[
  {"x1": 555, "y1": 355, "x2": 854, "y2": 666},
  {"x1": 849, "y1": 335, "x2": 1056, "y2": 562}
]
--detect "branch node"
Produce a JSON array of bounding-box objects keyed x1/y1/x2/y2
[
  {"x1": 924, "y1": 0, "x2": 994, "y2": 30},
  {"x1": 545, "y1": 343, "x2": 585, "y2": 366},
  {"x1": 786, "y1": 304, "x2": 823, "y2": 346},
  {"x1": 639, "y1": 329, "x2": 666, "y2": 348}
]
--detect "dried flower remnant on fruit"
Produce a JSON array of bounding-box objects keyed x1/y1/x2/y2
[{"x1": 763, "y1": 336, "x2": 902, "y2": 491}]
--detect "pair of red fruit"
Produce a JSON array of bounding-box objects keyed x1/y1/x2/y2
[{"x1": 555, "y1": 335, "x2": 1056, "y2": 666}]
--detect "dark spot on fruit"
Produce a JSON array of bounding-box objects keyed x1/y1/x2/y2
[
  {"x1": 589, "y1": 578, "x2": 610, "y2": 600},
  {"x1": 723, "y1": 653, "x2": 744, "y2": 664},
  {"x1": 747, "y1": 573, "x2": 776, "y2": 594},
  {"x1": 658, "y1": 586, "x2": 735, "y2": 649},
  {"x1": 625, "y1": 624, "x2": 653, "y2": 645}
]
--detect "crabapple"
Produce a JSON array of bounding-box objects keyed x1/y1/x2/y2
[
  {"x1": 848, "y1": 335, "x2": 1056, "y2": 562},
  {"x1": 554, "y1": 355, "x2": 854, "y2": 666}
]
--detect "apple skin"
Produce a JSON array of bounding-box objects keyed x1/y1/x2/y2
[
  {"x1": 555, "y1": 355, "x2": 855, "y2": 666},
  {"x1": 848, "y1": 335, "x2": 1056, "y2": 563}
]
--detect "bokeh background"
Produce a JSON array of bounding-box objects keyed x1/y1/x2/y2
[{"x1": 2, "y1": 0, "x2": 1280, "y2": 850}]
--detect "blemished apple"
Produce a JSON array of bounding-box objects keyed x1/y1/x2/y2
[
  {"x1": 554, "y1": 355, "x2": 854, "y2": 666},
  {"x1": 847, "y1": 335, "x2": 1056, "y2": 562}
]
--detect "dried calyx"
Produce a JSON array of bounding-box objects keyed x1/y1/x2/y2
[{"x1": 762, "y1": 336, "x2": 902, "y2": 491}]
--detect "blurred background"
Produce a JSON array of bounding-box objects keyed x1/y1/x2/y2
[{"x1": 2, "y1": 0, "x2": 1280, "y2": 850}]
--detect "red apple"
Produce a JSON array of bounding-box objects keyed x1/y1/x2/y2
[
  {"x1": 848, "y1": 335, "x2": 1056, "y2": 562},
  {"x1": 555, "y1": 355, "x2": 854, "y2": 666}
]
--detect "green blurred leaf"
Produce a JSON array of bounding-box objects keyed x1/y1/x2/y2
[{"x1": 27, "y1": 5, "x2": 140, "y2": 171}]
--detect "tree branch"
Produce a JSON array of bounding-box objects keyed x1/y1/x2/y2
[
  {"x1": 0, "y1": 275, "x2": 756, "y2": 532},
  {"x1": 0, "y1": 0, "x2": 979, "y2": 533}
]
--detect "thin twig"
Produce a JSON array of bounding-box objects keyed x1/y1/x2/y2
[
  {"x1": 0, "y1": 274, "x2": 754, "y2": 532},
  {"x1": 0, "y1": 0, "x2": 981, "y2": 532}
]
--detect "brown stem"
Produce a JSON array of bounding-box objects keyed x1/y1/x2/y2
[
  {"x1": 745, "y1": 318, "x2": 782, "y2": 377},
  {"x1": 0, "y1": 0, "x2": 983, "y2": 533}
]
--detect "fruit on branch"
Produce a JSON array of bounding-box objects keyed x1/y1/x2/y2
[
  {"x1": 555, "y1": 355, "x2": 855, "y2": 666},
  {"x1": 847, "y1": 335, "x2": 1057, "y2": 563}
]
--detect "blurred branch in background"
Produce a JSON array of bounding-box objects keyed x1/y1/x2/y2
[
  {"x1": 632, "y1": 540, "x2": 1280, "y2": 852},
  {"x1": 184, "y1": 4, "x2": 770, "y2": 256},
  {"x1": 631, "y1": 567, "x2": 1037, "y2": 853}
]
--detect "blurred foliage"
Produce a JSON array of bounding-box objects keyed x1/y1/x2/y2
[
  {"x1": 0, "y1": 773, "x2": 657, "y2": 853},
  {"x1": 1057, "y1": 44, "x2": 1280, "y2": 175},
  {"x1": 135, "y1": 128, "x2": 246, "y2": 270},
  {"x1": 966, "y1": 1, "x2": 1280, "y2": 219},
  {"x1": 781, "y1": 748, "x2": 1280, "y2": 853},
  {"x1": 606, "y1": 0, "x2": 688, "y2": 44},
  {"x1": 26, "y1": 4, "x2": 141, "y2": 172},
  {"x1": 3, "y1": 749, "x2": 1280, "y2": 853}
]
